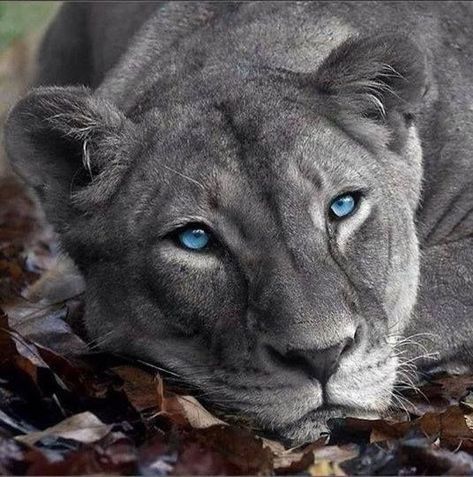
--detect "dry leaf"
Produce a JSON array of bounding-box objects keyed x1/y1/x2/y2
[
  {"x1": 112, "y1": 365, "x2": 159, "y2": 412},
  {"x1": 174, "y1": 395, "x2": 227, "y2": 429},
  {"x1": 262, "y1": 437, "x2": 327, "y2": 472},
  {"x1": 154, "y1": 374, "x2": 226, "y2": 428},
  {"x1": 16, "y1": 412, "x2": 112, "y2": 445},
  {"x1": 309, "y1": 460, "x2": 346, "y2": 476}
]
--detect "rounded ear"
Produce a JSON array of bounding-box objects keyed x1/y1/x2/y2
[
  {"x1": 315, "y1": 33, "x2": 428, "y2": 119},
  {"x1": 4, "y1": 86, "x2": 134, "y2": 230},
  {"x1": 311, "y1": 33, "x2": 428, "y2": 151}
]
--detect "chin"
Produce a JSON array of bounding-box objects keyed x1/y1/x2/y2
[{"x1": 270, "y1": 405, "x2": 382, "y2": 445}]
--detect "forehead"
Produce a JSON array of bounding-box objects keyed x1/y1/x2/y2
[{"x1": 130, "y1": 97, "x2": 378, "y2": 227}]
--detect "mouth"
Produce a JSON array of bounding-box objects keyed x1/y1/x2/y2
[
  {"x1": 306, "y1": 403, "x2": 383, "y2": 422},
  {"x1": 303, "y1": 404, "x2": 362, "y2": 423}
]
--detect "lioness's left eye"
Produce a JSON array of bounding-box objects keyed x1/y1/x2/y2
[
  {"x1": 329, "y1": 193, "x2": 360, "y2": 219},
  {"x1": 177, "y1": 226, "x2": 211, "y2": 251}
]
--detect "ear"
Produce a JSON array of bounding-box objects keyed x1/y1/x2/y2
[
  {"x1": 314, "y1": 34, "x2": 428, "y2": 148},
  {"x1": 5, "y1": 86, "x2": 134, "y2": 230}
]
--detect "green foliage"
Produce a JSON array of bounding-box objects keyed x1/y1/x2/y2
[{"x1": 0, "y1": 1, "x2": 58, "y2": 52}]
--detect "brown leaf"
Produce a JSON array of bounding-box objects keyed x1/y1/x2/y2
[
  {"x1": 404, "y1": 374, "x2": 473, "y2": 416},
  {"x1": 0, "y1": 311, "x2": 46, "y2": 386},
  {"x1": 0, "y1": 177, "x2": 54, "y2": 304},
  {"x1": 112, "y1": 365, "x2": 159, "y2": 412},
  {"x1": 191, "y1": 425, "x2": 274, "y2": 475},
  {"x1": 361, "y1": 406, "x2": 473, "y2": 451},
  {"x1": 172, "y1": 395, "x2": 227, "y2": 429},
  {"x1": 433, "y1": 374, "x2": 473, "y2": 401},
  {"x1": 153, "y1": 374, "x2": 225, "y2": 429},
  {"x1": 0, "y1": 311, "x2": 19, "y2": 365},
  {"x1": 417, "y1": 405, "x2": 473, "y2": 451},
  {"x1": 171, "y1": 440, "x2": 240, "y2": 475},
  {"x1": 138, "y1": 434, "x2": 240, "y2": 476}
]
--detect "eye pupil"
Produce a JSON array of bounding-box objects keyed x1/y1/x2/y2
[
  {"x1": 330, "y1": 194, "x2": 357, "y2": 219},
  {"x1": 178, "y1": 227, "x2": 210, "y2": 250}
]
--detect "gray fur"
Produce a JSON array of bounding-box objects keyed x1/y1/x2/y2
[{"x1": 4, "y1": 1, "x2": 473, "y2": 444}]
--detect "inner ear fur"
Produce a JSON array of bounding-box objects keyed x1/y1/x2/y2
[
  {"x1": 315, "y1": 33, "x2": 428, "y2": 118},
  {"x1": 312, "y1": 33, "x2": 428, "y2": 150},
  {"x1": 5, "y1": 86, "x2": 134, "y2": 229}
]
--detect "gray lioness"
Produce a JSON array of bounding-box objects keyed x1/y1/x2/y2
[{"x1": 4, "y1": 1, "x2": 473, "y2": 443}]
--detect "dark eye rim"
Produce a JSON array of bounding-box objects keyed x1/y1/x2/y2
[
  {"x1": 168, "y1": 222, "x2": 217, "y2": 252},
  {"x1": 328, "y1": 190, "x2": 364, "y2": 221}
]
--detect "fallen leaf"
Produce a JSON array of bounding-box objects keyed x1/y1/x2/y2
[
  {"x1": 5, "y1": 303, "x2": 88, "y2": 356},
  {"x1": 112, "y1": 365, "x2": 159, "y2": 412},
  {"x1": 173, "y1": 395, "x2": 227, "y2": 429},
  {"x1": 309, "y1": 460, "x2": 346, "y2": 476},
  {"x1": 16, "y1": 412, "x2": 112, "y2": 446},
  {"x1": 154, "y1": 374, "x2": 226, "y2": 429},
  {"x1": 191, "y1": 425, "x2": 274, "y2": 475},
  {"x1": 27, "y1": 433, "x2": 137, "y2": 475},
  {"x1": 432, "y1": 374, "x2": 473, "y2": 401},
  {"x1": 262, "y1": 437, "x2": 327, "y2": 473}
]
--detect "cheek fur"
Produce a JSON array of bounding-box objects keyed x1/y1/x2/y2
[
  {"x1": 335, "y1": 199, "x2": 373, "y2": 253},
  {"x1": 383, "y1": 217, "x2": 420, "y2": 334}
]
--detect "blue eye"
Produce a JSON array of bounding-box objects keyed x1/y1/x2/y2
[
  {"x1": 178, "y1": 227, "x2": 211, "y2": 250},
  {"x1": 329, "y1": 193, "x2": 359, "y2": 219}
]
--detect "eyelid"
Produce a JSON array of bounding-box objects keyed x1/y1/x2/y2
[
  {"x1": 170, "y1": 222, "x2": 213, "y2": 238},
  {"x1": 157, "y1": 217, "x2": 215, "y2": 239},
  {"x1": 329, "y1": 187, "x2": 368, "y2": 204}
]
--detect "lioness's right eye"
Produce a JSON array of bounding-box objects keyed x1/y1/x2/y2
[{"x1": 175, "y1": 224, "x2": 212, "y2": 251}]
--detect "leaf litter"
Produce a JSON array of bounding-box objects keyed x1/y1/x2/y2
[{"x1": 1, "y1": 175, "x2": 473, "y2": 475}]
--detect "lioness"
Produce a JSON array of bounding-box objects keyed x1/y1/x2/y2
[{"x1": 5, "y1": 1, "x2": 473, "y2": 443}]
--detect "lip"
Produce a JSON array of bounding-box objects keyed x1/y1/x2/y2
[
  {"x1": 304, "y1": 403, "x2": 383, "y2": 431},
  {"x1": 260, "y1": 405, "x2": 356, "y2": 445},
  {"x1": 307, "y1": 404, "x2": 355, "y2": 418},
  {"x1": 315, "y1": 404, "x2": 352, "y2": 412}
]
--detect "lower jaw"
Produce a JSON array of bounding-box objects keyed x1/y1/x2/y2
[
  {"x1": 206, "y1": 399, "x2": 383, "y2": 445},
  {"x1": 265, "y1": 405, "x2": 382, "y2": 445}
]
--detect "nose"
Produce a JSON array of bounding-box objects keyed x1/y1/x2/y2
[
  {"x1": 286, "y1": 337, "x2": 354, "y2": 384},
  {"x1": 268, "y1": 333, "x2": 357, "y2": 384}
]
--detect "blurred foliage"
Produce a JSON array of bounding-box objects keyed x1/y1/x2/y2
[{"x1": 0, "y1": 1, "x2": 59, "y2": 52}]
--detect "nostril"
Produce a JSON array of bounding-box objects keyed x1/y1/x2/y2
[
  {"x1": 353, "y1": 324, "x2": 365, "y2": 348},
  {"x1": 354, "y1": 325, "x2": 362, "y2": 343},
  {"x1": 341, "y1": 336, "x2": 355, "y2": 357},
  {"x1": 339, "y1": 325, "x2": 363, "y2": 358}
]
